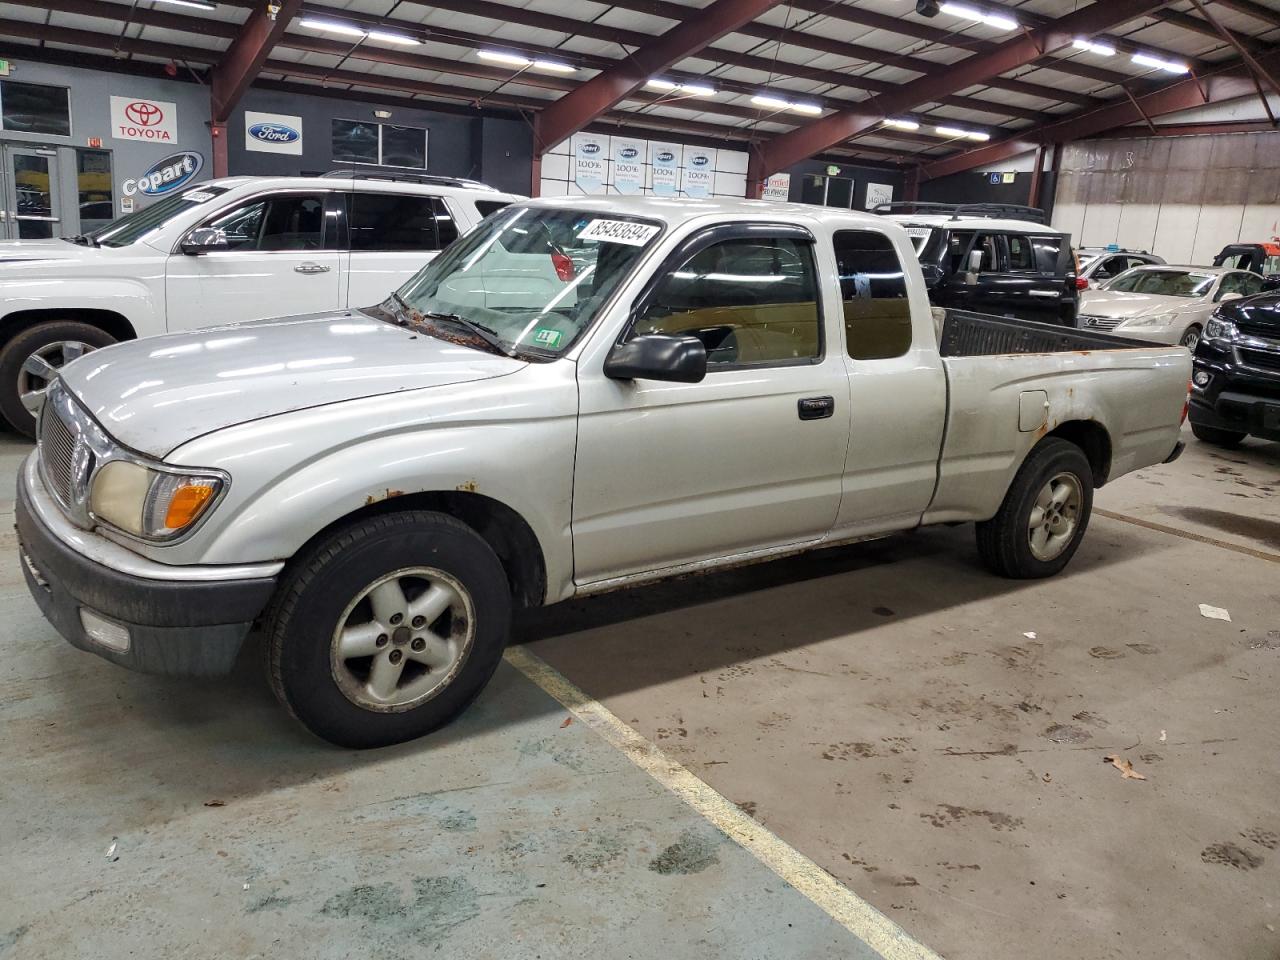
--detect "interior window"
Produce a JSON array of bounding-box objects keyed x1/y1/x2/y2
[
  {"x1": 834, "y1": 230, "x2": 912, "y2": 361},
  {"x1": 1006, "y1": 235, "x2": 1035, "y2": 271},
  {"x1": 1031, "y1": 236, "x2": 1063, "y2": 273},
  {"x1": 348, "y1": 193, "x2": 455, "y2": 251},
  {"x1": 206, "y1": 194, "x2": 326, "y2": 251},
  {"x1": 1217, "y1": 272, "x2": 1258, "y2": 299},
  {"x1": 632, "y1": 236, "x2": 821, "y2": 366},
  {"x1": 1243, "y1": 273, "x2": 1265, "y2": 295}
]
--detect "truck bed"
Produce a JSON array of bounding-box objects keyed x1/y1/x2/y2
[{"x1": 939, "y1": 309, "x2": 1161, "y2": 357}]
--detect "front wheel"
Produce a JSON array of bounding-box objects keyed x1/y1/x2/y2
[
  {"x1": 975, "y1": 438, "x2": 1094, "y2": 579},
  {"x1": 1179, "y1": 325, "x2": 1202, "y2": 350},
  {"x1": 0, "y1": 321, "x2": 117, "y2": 437},
  {"x1": 266, "y1": 511, "x2": 511, "y2": 748}
]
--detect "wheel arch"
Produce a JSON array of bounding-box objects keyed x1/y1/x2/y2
[
  {"x1": 1045, "y1": 419, "x2": 1112, "y2": 487},
  {"x1": 293, "y1": 490, "x2": 548, "y2": 609},
  {"x1": 0, "y1": 308, "x2": 138, "y2": 345}
]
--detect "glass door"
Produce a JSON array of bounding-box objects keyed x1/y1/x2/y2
[{"x1": 1, "y1": 144, "x2": 61, "y2": 239}]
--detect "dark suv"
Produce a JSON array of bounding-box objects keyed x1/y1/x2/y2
[
  {"x1": 876, "y1": 202, "x2": 1080, "y2": 326},
  {"x1": 1189, "y1": 292, "x2": 1280, "y2": 446}
]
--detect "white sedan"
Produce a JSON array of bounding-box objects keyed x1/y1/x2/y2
[{"x1": 1078, "y1": 265, "x2": 1266, "y2": 348}]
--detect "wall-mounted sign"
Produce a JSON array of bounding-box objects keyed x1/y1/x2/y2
[
  {"x1": 989, "y1": 172, "x2": 1001, "y2": 185},
  {"x1": 865, "y1": 182, "x2": 894, "y2": 209},
  {"x1": 1002, "y1": 172, "x2": 1016, "y2": 184},
  {"x1": 573, "y1": 133, "x2": 607, "y2": 193},
  {"x1": 826, "y1": 165, "x2": 841, "y2": 176},
  {"x1": 110, "y1": 96, "x2": 178, "y2": 143},
  {"x1": 682, "y1": 148, "x2": 714, "y2": 198},
  {"x1": 121, "y1": 151, "x2": 204, "y2": 197},
  {"x1": 245, "y1": 111, "x2": 303, "y2": 155},
  {"x1": 651, "y1": 141, "x2": 679, "y2": 197},
  {"x1": 612, "y1": 137, "x2": 644, "y2": 195},
  {"x1": 762, "y1": 173, "x2": 791, "y2": 201},
  {"x1": 86, "y1": 137, "x2": 102, "y2": 148},
  {"x1": 0, "y1": 59, "x2": 10, "y2": 77}
]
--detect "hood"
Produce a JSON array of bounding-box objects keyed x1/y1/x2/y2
[
  {"x1": 58, "y1": 309, "x2": 526, "y2": 457},
  {"x1": 1079, "y1": 290, "x2": 1196, "y2": 319},
  {"x1": 0, "y1": 238, "x2": 93, "y2": 266},
  {"x1": 1219, "y1": 293, "x2": 1280, "y2": 334}
]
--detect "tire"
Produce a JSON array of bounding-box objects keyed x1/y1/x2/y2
[
  {"x1": 0, "y1": 321, "x2": 117, "y2": 438},
  {"x1": 975, "y1": 438, "x2": 1094, "y2": 579},
  {"x1": 1179, "y1": 324, "x2": 1202, "y2": 350},
  {"x1": 266, "y1": 511, "x2": 511, "y2": 748},
  {"x1": 1190, "y1": 422, "x2": 1247, "y2": 448}
]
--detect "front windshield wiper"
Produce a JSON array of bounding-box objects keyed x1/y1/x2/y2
[
  {"x1": 391, "y1": 299, "x2": 517, "y2": 358},
  {"x1": 63, "y1": 234, "x2": 98, "y2": 247}
]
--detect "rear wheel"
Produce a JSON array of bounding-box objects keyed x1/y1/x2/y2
[
  {"x1": 1190, "y1": 422, "x2": 1247, "y2": 448},
  {"x1": 975, "y1": 438, "x2": 1094, "y2": 579},
  {"x1": 266, "y1": 511, "x2": 511, "y2": 748},
  {"x1": 0, "y1": 321, "x2": 116, "y2": 437}
]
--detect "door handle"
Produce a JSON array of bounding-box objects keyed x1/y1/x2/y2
[
  {"x1": 797, "y1": 396, "x2": 834, "y2": 420},
  {"x1": 294, "y1": 262, "x2": 330, "y2": 274}
]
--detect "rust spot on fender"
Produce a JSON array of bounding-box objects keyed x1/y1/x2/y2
[
  {"x1": 456, "y1": 480, "x2": 479, "y2": 493},
  {"x1": 365, "y1": 488, "x2": 406, "y2": 506},
  {"x1": 385, "y1": 489, "x2": 405, "y2": 498}
]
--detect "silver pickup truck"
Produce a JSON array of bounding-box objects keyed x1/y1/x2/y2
[{"x1": 16, "y1": 197, "x2": 1192, "y2": 747}]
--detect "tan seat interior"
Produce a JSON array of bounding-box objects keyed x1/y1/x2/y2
[{"x1": 636, "y1": 302, "x2": 821, "y2": 363}]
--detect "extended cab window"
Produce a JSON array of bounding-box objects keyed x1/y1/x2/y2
[
  {"x1": 834, "y1": 230, "x2": 912, "y2": 360},
  {"x1": 205, "y1": 194, "x2": 327, "y2": 251},
  {"x1": 348, "y1": 193, "x2": 457, "y2": 251},
  {"x1": 633, "y1": 236, "x2": 821, "y2": 366}
]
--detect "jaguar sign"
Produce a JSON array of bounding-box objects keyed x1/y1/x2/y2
[{"x1": 121, "y1": 151, "x2": 204, "y2": 197}]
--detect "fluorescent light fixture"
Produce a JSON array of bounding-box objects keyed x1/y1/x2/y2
[
  {"x1": 791, "y1": 102, "x2": 823, "y2": 115},
  {"x1": 298, "y1": 17, "x2": 369, "y2": 39},
  {"x1": 1072, "y1": 37, "x2": 1116, "y2": 56},
  {"x1": 648, "y1": 79, "x2": 716, "y2": 96},
  {"x1": 752, "y1": 94, "x2": 791, "y2": 110},
  {"x1": 935, "y1": 125, "x2": 968, "y2": 138},
  {"x1": 965, "y1": 131, "x2": 991, "y2": 141},
  {"x1": 532, "y1": 58, "x2": 576, "y2": 73},
  {"x1": 1131, "y1": 52, "x2": 1189, "y2": 73},
  {"x1": 681, "y1": 83, "x2": 716, "y2": 97},
  {"x1": 156, "y1": 0, "x2": 216, "y2": 9},
  {"x1": 478, "y1": 49, "x2": 533, "y2": 67},
  {"x1": 366, "y1": 29, "x2": 421, "y2": 45},
  {"x1": 883, "y1": 118, "x2": 920, "y2": 130},
  {"x1": 939, "y1": 2, "x2": 1017, "y2": 30},
  {"x1": 646, "y1": 78, "x2": 679, "y2": 91}
]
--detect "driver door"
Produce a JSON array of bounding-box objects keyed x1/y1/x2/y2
[
  {"x1": 572, "y1": 225, "x2": 850, "y2": 584},
  {"x1": 166, "y1": 191, "x2": 342, "y2": 329}
]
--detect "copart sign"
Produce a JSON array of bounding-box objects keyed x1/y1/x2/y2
[
  {"x1": 110, "y1": 96, "x2": 178, "y2": 142},
  {"x1": 122, "y1": 152, "x2": 204, "y2": 197}
]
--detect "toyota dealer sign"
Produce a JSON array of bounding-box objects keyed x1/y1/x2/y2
[{"x1": 110, "y1": 96, "x2": 178, "y2": 143}]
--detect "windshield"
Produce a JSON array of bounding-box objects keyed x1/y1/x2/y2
[
  {"x1": 1106, "y1": 269, "x2": 1214, "y2": 297},
  {"x1": 87, "y1": 186, "x2": 229, "y2": 247},
  {"x1": 394, "y1": 206, "x2": 663, "y2": 356}
]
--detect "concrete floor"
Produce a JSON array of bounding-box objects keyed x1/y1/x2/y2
[{"x1": 3, "y1": 425, "x2": 1278, "y2": 959}]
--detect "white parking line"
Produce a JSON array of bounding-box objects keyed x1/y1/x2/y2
[{"x1": 505, "y1": 645, "x2": 945, "y2": 960}]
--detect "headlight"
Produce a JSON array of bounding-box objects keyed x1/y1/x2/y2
[
  {"x1": 90, "y1": 460, "x2": 225, "y2": 540},
  {"x1": 1119, "y1": 313, "x2": 1176, "y2": 329},
  {"x1": 1203, "y1": 315, "x2": 1238, "y2": 341}
]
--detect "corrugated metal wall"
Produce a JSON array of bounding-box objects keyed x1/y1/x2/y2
[{"x1": 1051, "y1": 132, "x2": 1280, "y2": 262}]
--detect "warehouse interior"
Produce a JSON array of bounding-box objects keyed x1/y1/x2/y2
[{"x1": 1, "y1": 2, "x2": 1279, "y2": 959}]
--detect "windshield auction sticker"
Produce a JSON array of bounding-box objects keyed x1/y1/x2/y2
[{"x1": 577, "y1": 219, "x2": 660, "y2": 246}]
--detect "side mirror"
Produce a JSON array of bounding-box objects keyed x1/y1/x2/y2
[
  {"x1": 1217, "y1": 291, "x2": 1242, "y2": 303},
  {"x1": 180, "y1": 227, "x2": 228, "y2": 255},
  {"x1": 604, "y1": 334, "x2": 707, "y2": 383},
  {"x1": 968, "y1": 249, "x2": 985, "y2": 273}
]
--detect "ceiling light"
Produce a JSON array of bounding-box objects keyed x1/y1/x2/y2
[
  {"x1": 648, "y1": 79, "x2": 716, "y2": 96},
  {"x1": 532, "y1": 58, "x2": 576, "y2": 73},
  {"x1": 298, "y1": 17, "x2": 369, "y2": 39},
  {"x1": 939, "y1": 2, "x2": 1017, "y2": 31},
  {"x1": 366, "y1": 29, "x2": 421, "y2": 45},
  {"x1": 791, "y1": 102, "x2": 823, "y2": 116},
  {"x1": 155, "y1": 0, "x2": 216, "y2": 9},
  {"x1": 1072, "y1": 37, "x2": 1116, "y2": 56},
  {"x1": 965, "y1": 131, "x2": 991, "y2": 141},
  {"x1": 478, "y1": 50, "x2": 533, "y2": 67},
  {"x1": 646, "y1": 78, "x2": 679, "y2": 91},
  {"x1": 1131, "y1": 52, "x2": 1189, "y2": 73},
  {"x1": 935, "y1": 125, "x2": 968, "y2": 137},
  {"x1": 752, "y1": 94, "x2": 791, "y2": 111},
  {"x1": 681, "y1": 83, "x2": 716, "y2": 97},
  {"x1": 883, "y1": 118, "x2": 920, "y2": 131}
]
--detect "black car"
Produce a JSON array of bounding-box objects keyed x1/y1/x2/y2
[
  {"x1": 876, "y1": 203, "x2": 1080, "y2": 327},
  {"x1": 1189, "y1": 293, "x2": 1280, "y2": 447}
]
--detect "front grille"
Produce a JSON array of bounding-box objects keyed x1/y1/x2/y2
[
  {"x1": 1079, "y1": 315, "x2": 1122, "y2": 330},
  {"x1": 39, "y1": 405, "x2": 77, "y2": 506},
  {"x1": 1238, "y1": 347, "x2": 1280, "y2": 373},
  {"x1": 1235, "y1": 320, "x2": 1280, "y2": 342}
]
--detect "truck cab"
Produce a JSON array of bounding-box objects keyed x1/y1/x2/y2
[{"x1": 874, "y1": 202, "x2": 1080, "y2": 327}]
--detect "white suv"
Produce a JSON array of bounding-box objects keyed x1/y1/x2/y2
[{"x1": 0, "y1": 172, "x2": 521, "y2": 436}]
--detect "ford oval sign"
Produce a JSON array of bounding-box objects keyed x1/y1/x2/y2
[
  {"x1": 657, "y1": 150, "x2": 675, "y2": 163},
  {"x1": 121, "y1": 151, "x2": 204, "y2": 197},
  {"x1": 248, "y1": 121, "x2": 301, "y2": 144},
  {"x1": 619, "y1": 146, "x2": 639, "y2": 160}
]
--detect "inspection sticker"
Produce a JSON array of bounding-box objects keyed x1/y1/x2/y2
[
  {"x1": 577, "y1": 219, "x2": 660, "y2": 246},
  {"x1": 182, "y1": 190, "x2": 217, "y2": 203},
  {"x1": 532, "y1": 328, "x2": 563, "y2": 348}
]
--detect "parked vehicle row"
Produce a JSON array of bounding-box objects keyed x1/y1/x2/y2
[
  {"x1": 15, "y1": 197, "x2": 1192, "y2": 746},
  {"x1": 0, "y1": 171, "x2": 518, "y2": 437}
]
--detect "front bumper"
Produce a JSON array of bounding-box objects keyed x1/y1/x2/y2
[
  {"x1": 16, "y1": 460, "x2": 278, "y2": 677},
  {"x1": 1189, "y1": 389, "x2": 1280, "y2": 442}
]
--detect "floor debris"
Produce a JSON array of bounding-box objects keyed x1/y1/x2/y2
[
  {"x1": 204, "y1": 800, "x2": 226, "y2": 807},
  {"x1": 1103, "y1": 755, "x2": 1147, "y2": 781},
  {"x1": 1199, "y1": 603, "x2": 1232, "y2": 622},
  {"x1": 1022, "y1": 631, "x2": 1037, "y2": 640},
  {"x1": 560, "y1": 716, "x2": 573, "y2": 729},
  {"x1": 104, "y1": 839, "x2": 118, "y2": 862},
  {"x1": 1159, "y1": 730, "x2": 1167, "y2": 743}
]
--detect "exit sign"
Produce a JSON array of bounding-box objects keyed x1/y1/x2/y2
[{"x1": 0, "y1": 59, "x2": 10, "y2": 76}]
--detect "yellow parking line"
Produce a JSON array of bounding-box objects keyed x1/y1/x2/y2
[{"x1": 504, "y1": 645, "x2": 945, "y2": 960}]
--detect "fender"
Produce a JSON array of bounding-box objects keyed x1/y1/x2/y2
[{"x1": 0, "y1": 275, "x2": 161, "y2": 336}]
